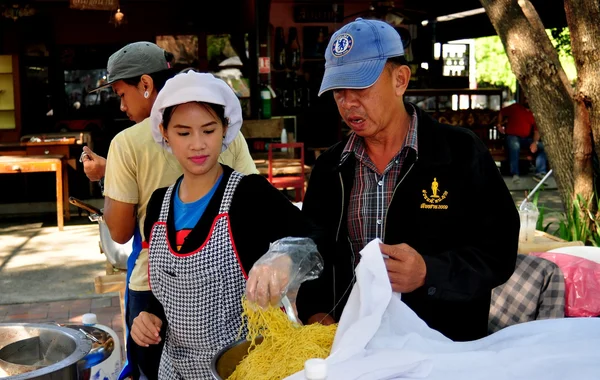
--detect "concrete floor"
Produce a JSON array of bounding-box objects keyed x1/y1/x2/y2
[{"x1": 0, "y1": 215, "x2": 108, "y2": 305}]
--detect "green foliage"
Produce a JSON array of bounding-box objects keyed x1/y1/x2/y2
[
  {"x1": 207, "y1": 34, "x2": 232, "y2": 63},
  {"x1": 555, "y1": 193, "x2": 600, "y2": 246},
  {"x1": 474, "y1": 36, "x2": 517, "y2": 92},
  {"x1": 547, "y1": 28, "x2": 577, "y2": 83},
  {"x1": 474, "y1": 28, "x2": 578, "y2": 93},
  {"x1": 549, "y1": 28, "x2": 572, "y2": 57}
]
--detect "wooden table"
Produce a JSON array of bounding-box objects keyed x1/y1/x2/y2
[
  {"x1": 518, "y1": 230, "x2": 584, "y2": 254},
  {"x1": 0, "y1": 139, "x2": 80, "y2": 170},
  {"x1": 0, "y1": 155, "x2": 70, "y2": 230},
  {"x1": 253, "y1": 158, "x2": 312, "y2": 177}
]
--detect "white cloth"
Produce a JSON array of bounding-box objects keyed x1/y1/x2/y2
[
  {"x1": 287, "y1": 239, "x2": 600, "y2": 380},
  {"x1": 149, "y1": 71, "x2": 243, "y2": 153}
]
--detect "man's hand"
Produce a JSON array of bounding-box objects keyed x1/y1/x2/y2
[
  {"x1": 307, "y1": 313, "x2": 336, "y2": 326},
  {"x1": 529, "y1": 142, "x2": 538, "y2": 154},
  {"x1": 497, "y1": 125, "x2": 506, "y2": 134},
  {"x1": 246, "y1": 255, "x2": 292, "y2": 308},
  {"x1": 380, "y1": 243, "x2": 427, "y2": 293},
  {"x1": 131, "y1": 311, "x2": 163, "y2": 347},
  {"x1": 81, "y1": 146, "x2": 106, "y2": 181}
]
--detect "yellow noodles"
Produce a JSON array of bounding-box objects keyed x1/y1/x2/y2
[{"x1": 228, "y1": 298, "x2": 337, "y2": 380}]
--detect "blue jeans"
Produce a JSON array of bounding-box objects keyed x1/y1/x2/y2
[
  {"x1": 506, "y1": 135, "x2": 547, "y2": 176},
  {"x1": 126, "y1": 289, "x2": 167, "y2": 380}
]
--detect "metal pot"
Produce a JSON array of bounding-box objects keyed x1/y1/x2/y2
[
  {"x1": 69, "y1": 197, "x2": 131, "y2": 270},
  {"x1": 210, "y1": 337, "x2": 263, "y2": 380},
  {"x1": 92, "y1": 216, "x2": 132, "y2": 270},
  {"x1": 0, "y1": 323, "x2": 92, "y2": 379},
  {"x1": 61, "y1": 325, "x2": 115, "y2": 375}
]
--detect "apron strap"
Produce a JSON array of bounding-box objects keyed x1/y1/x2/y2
[
  {"x1": 158, "y1": 184, "x2": 176, "y2": 223},
  {"x1": 218, "y1": 171, "x2": 244, "y2": 214}
]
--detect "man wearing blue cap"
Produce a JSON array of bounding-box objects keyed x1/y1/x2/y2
[{"x1": 298, "y1": 19, "x2": 519, "y2": 341}]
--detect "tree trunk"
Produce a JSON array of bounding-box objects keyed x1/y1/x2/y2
[
  {"x1": 481, "y1": 0, "x2": 575, "y2": 206},
  {"x1": 572, "y1": 99, "x2": 594, "y2": 205},
  {"x1": 565, "y1": 0, "x2": 600, "y2": 207}
]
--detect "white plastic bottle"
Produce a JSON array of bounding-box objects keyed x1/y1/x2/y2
[
  {"x1": 304, "y1": 358, "x2": 327, "y2": 380},
  {"x1": 82, "y1": 313, "x2": 122, "y2": 380},
  {"x1": 281, "y1": 126, "x2": 288, "y2": 152}
]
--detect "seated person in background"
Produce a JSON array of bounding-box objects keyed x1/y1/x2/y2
[
  {"x1": 133, "y1": 71, "x2": 317, "y2": 378},
  {"x1": 497, "y1": 96, "x2": 548, "y2": 183}
]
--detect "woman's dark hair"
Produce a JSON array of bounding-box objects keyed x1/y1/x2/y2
[
  {"x1": 162, "y1": 102, "x2": 228, "y2": 129},
  {"x1": 122, "y1": 51, "x2": 176, "y2": 92}
]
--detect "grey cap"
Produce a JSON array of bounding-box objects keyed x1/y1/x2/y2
[{"x1": 88, "y1": 42, "x2": 171, "y2": 93}]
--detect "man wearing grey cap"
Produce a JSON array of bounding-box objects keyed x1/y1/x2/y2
[{"x1": 298, "y1": 19, "x2": 519, "y2": 341}]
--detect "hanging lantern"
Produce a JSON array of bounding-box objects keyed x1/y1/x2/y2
[{"x1": 109, "y1": 8, "x2": 126, "y2": 27}]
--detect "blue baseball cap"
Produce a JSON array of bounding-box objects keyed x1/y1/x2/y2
[{"x1": 318, "y1": 18, "x2": 405, "y2": 96}]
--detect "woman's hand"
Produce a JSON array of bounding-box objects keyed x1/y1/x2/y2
[
  {"x1": 246, "y1": 255, "x2": 292, "y2": 308},
  {"x1": 131, "y1": 311, "x2": 163, "y2": 347}
]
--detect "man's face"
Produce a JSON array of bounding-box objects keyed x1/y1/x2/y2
[
  {"x1": 112, "y1": 81, "x2": 151, "y2": 123},
  {"x1": 332, "y1": 65, "x2": 404, "y2": 138}
]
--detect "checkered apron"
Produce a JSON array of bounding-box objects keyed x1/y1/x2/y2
[{"x1": 149, "y1": 172, "x2": 247, "y2": 379}]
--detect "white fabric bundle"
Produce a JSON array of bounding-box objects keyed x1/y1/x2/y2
[
  {"x1": 150, "y1": 71, "x2": 242, "y2": 153},
  {"x1": 287, "y1": 239, "x2": 600, "y2": 380}
]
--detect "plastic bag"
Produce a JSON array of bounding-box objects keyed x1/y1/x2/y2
[
  {"x1": 246, "y1": 237, "x2": 323, "y2": 308},
  {"x1": 530, "y1": 252, "x2": 600, "y2": 317}
]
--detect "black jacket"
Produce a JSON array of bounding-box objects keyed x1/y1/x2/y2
[
  {"x1": 298, "y1": 105, "x2": 519, "y2": 341},
  {"x1": 144, "y1": 165, "x2": 314, "y2": 275}
]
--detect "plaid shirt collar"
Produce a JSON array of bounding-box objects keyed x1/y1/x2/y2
[{"x1": 340, "y1": 104, "x2": 419, "y2": 169}]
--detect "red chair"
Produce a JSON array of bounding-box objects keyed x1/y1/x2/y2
[{"x1": 267, "y1": 142, "x2": 305, "y2": 201}]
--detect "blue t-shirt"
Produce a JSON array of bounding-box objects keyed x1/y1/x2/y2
[{"x1": 173, "y1": 175, "x2": 223, "y2": 250}]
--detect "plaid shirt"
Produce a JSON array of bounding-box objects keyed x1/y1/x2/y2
[
  {"x1": 343, "y1": 105, "x2": 419, "y2": 260},
  {"x1": 488, "y1": 254, "x2": 565, "y2": 334}
]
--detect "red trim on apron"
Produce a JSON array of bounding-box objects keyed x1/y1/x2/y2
[
  {"x1": 165, "y1": 214, "x2": 228, "y2": 258},
  {"x1": 227, "y1": 216, "x2": 248, "y2": 279}
]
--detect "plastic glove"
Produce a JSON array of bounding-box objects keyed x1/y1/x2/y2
[{"x1": 246, "y1": 237, "x2": 323, "y2": 309}]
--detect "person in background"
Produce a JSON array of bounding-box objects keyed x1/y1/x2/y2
[
  {"x1": 297, "y1": 19, "x2": 519, "y2": 342},
  {"x1": 497, "y1": 96, "x2": 548, "y2": 183},
  {"x1": 133, "y1": 71, "x2": 316, "y2": 378},
  {"x1": 82, "y1": 42, "x2": 257, "y2": 380}
]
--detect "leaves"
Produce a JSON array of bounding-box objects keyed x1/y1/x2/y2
[
  {"x1": 475, "y1": 30, "x2": 577, "y2": 95},
  {"x1": 549, "y1": 27, "x2": 572, "y2": 57},
  {"x1": 474, "y1": 36, "x2": 517, "y2": 93},
  {"x1": 533, "y1": 183, "x2": 599, "y2": 245},
  {"x1": 554, "y1": 191, "x2": 600, "y2": 245}
]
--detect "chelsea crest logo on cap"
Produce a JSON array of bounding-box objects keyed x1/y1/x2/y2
[{"x1": 331, "y1": 33, "x2": 353, "y2": 57}]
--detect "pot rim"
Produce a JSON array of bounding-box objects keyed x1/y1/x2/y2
[{"x1": 0, "y1": 323, "x2": 92, "y2": 379}]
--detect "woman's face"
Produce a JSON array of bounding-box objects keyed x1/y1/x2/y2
[
  {"x1": 161, "y1": 102, "x2": 225, "y2": 177},
  {"x1": 112, "y1": 80, "x2": 153, "y2": 123}
]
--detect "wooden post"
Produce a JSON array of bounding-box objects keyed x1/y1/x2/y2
[{"x1": 55, "y1": 160, "x2": 64, "y2": 231}]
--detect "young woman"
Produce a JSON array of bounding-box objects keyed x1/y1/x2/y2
[
  {"x1": 131, "y1": 71, "x2": 316, "y2": 378},
  {"x1": 82, "y1": 42, "x2": 257, "y2": 380}
]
